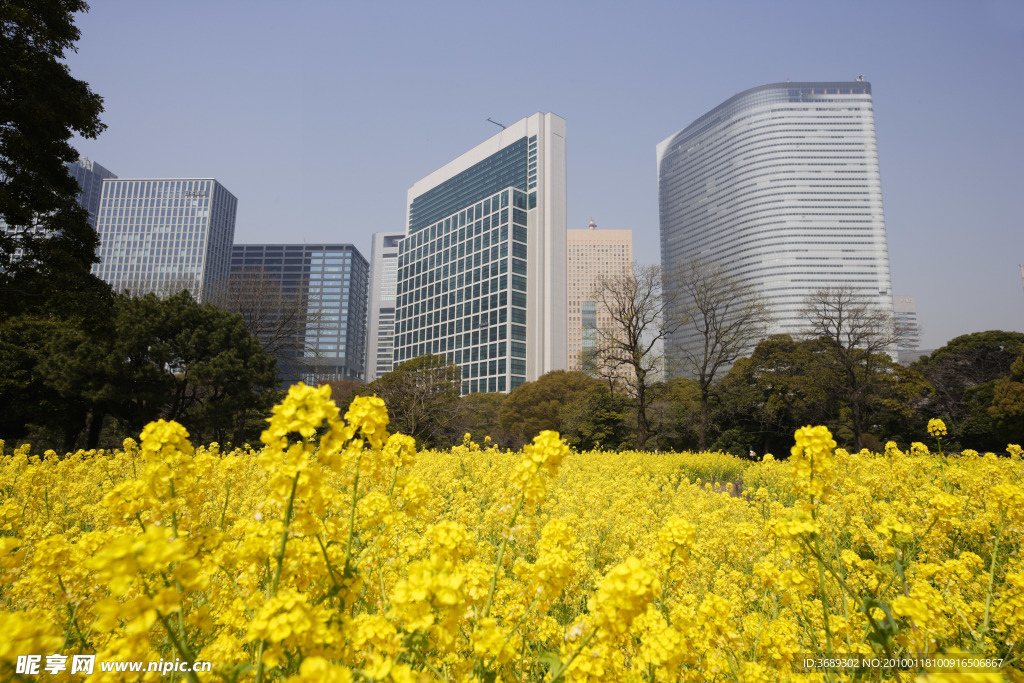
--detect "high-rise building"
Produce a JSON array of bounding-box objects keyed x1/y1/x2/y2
[
  {"x1": 365, "y1": 232, "x2": 404, "y2": 383},
  {"x1": 231, "y1": 244, "x2": 368, "y2": 385},
  {"x1": 2, "y1": 157, "x2": 116, "y2": 254},
  {"x1": 658, "y1": 80, "x2": 894, "y2": 375},
  {"x1": 893, "y1": 295, "x2": 921, "y2": 352},
  {"x1": 93, "y1": 178, "x2": 237, "y2": 302},
  {"x1": 394, "y1": 112, "x2": 567, "y2": 394},
  {"x1": 67, "y1": 157, "x2": 117, "y2": 228},
  {"x1": 567, "y1": 220, "x2": 633, "y2": 378}
]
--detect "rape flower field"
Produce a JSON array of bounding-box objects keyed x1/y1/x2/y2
[{"x1": 1, "y1": 384, "x2": 1022, "y2": 682}]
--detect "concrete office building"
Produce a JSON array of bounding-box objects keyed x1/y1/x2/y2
[
  {"x1": 365, "y1": 232, "x2": 404, "y2": 383},
  {"x1": 567, "y1": 221, "x2": 633, "y2": 378},
  {"x1": 231, "y1": 244, "x2": 368, "y2": 385},
  {"x1": 93, "y1": 178, "x2": 237, "y2": 302},
  {"x1": 395, "y1": 112, "x2": 567, "y2": 394},
  {"x1": 658, "y1": 80, "x2": 894, "y2": 376}
]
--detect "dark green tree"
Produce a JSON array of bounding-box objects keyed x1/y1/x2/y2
[
  {"x1": 715, "y1": 334, "x2": 931, "y2": 454},
  {"x1": 715, "y1": 335, "x2": 840, "y2": 455},
  {"x1": 0, "y1": 315, "x2": 82, "y2": 449},
  {"x1": 363, "y1": 354, "x2": 461, "y2": 448},
  {"x1": 3, "y1": 291, "x2": 278, "y2": 451},
  {"x1": 647, "y1": 378, "x2": 702, "y2": 452},
  {"x1": 498, "y1": 370, "x2": 603, "y2": 448},
  {"x1": 152, "y1": 292, "x2": 278, "y2": 443},
  {"x1": 914, "y1": 331, "x2": 1024, "y2": 422},
  {"x1": 1, "y1": 0, "x2": 107, "y2": 318},
  {"x1": 559, "y1": 387, "x2": 632, "y2": 451},
  {"x1": 455, "y1": 392, "x2": 510, "y2": 447},
  {"x1": 987, "y1": 354, "x2": 1024, "y2": 448}
]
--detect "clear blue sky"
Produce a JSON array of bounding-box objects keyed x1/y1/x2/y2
[{"x1": 66, "y1": 0, "x2": 1024, "y2": 350}]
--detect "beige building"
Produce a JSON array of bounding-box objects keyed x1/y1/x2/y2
[{"x1": 567, "y1": 222, "x2": 633, "y2": 377}]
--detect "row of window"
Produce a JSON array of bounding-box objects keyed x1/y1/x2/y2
[{"x1": 397, "y1": 187, "x2": 534, "y2": 394}]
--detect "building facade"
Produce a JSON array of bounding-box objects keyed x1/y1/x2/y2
[
  {"x1": 365, "y1": 232, "x2": 404, "y2": 383},
  {"x1": 658, "y1": 80, "x2": 894, "y2": 375},
  {"x1": 231, "y1": 244, "x2": 368, "y2": 385},
  {"x1": 93, "y1": 178, "x2": 237, "y2": 302},
  {"x1": 2, "y1": 157, "x2": 116, "y2": 255},
  {"x1": 68, "y1": 157, "x2": 118, "y2": 228},
  {"x1": 893, "y1": 295, "x2": 920, "y2": 352},
  {"x1": 395, "y1": 112, "x2": 567, "y2": 394},
  {"x1": 567, "y1": 221, "x2": 633, "y2": 378}
]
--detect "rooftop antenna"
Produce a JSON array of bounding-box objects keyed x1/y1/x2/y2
[
  {"x1": 486, "y1": 117, "x2": 506, "y2": 130},
  {"x1": 588, "y1": 218, "x2": 597, "y2": 230}
]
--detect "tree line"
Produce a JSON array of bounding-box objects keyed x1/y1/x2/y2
[
  {"x1": 358, "y1": 258, "x2": 1023, "y2": 454},
  {"x1": 359, "y1": 326, "x2": 1024, "y2": 455}
]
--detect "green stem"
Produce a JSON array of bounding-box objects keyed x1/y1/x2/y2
[
  {"x1": 408, "y1": 645, "x2": 446, "y2": 680},
  {"x1": 483, "y1": 495, "x2": 524, "y2": 619},
  {"x1": 255, "y1": 472, "x2": 301, "y2": 683},
  {"x1": 218, "y1": 484, "x2": 231, "y2": 530},
  {"x1": 154, "y1": 609, "x2": 200, "y2": 683},
  {"x1": 980, "y1": 519, "x2": 1003, "y2": 642},
  {"x1": 491, "y1": 596, "x2": 540, "y2": 665},
  {"x1": 813, "y1": 534, "x2": 834, "y2": 659},
  {"x1": 548, "y1": 627, "x2": 599, "y2": 683},
  {"x1": 342, "y1": 452, "x2": 364, "y2": 578}
]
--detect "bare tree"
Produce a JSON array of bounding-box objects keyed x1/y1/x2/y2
[
  {"x1": 363, "y1": 354, "x2": 461, "y2": 448},
  {"x1": 206, "y1": 267, "x2": 324, "y2": 382},
  {"x1": 668, "y1": 257, "x2": 773, "y2": 450},
  {"x1": 800, "y1": 286, "x2": 904, "y2": 450},
  {"x1": 590, "y1": 263, "x2": 677, "y2": 450}
]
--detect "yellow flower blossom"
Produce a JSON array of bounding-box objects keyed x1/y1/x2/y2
[{"x1": 927, "y1": 418, "x2": 948, "y2": 438}]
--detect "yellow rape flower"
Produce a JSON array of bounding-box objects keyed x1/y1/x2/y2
[
  {"x1": 790, "y1": 425, "x2": 837, "y2": 502},
  {"x1": 589, "y1": 556, "x2": 660, "y2": 635},
  {"x1": 927, "y1": 418, "x2": 948, "y2": 438}
]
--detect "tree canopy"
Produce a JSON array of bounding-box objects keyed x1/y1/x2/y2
[
  {"x1": 498, "y1": 370, "x2": 603, "y2": 448},
  {"x1": 1, "y1": 0, "x2": 107, "y2": 317},
  {"x1": 363, "y1": 354, "x2": 461, "y2": 448},
  {"x1": 0, "y1": 291, "x2": 278, "y2": 451},
  {"x1": 914, "y1": 331, "x2": 1024, "y2": 450}
]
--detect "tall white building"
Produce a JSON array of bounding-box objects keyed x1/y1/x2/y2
[
  {"x1": 394, "y1": 112, "x2": 567, "y2": 394},
  {"x1": 93, "y1": 178, "x2": 237, "y2": 302},
  {"x1": 567, "y1": 221, "x2": 633, "y2": 377},
  {"x1": 658, "y1": 80, "x2": 893, "y2": 375},
  {"x1": 365, "y1": 231, "x2": 404, "y2": 383}
]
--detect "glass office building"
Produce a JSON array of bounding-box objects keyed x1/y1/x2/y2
[
  {"x1": 231, "y1": 244, "x2": 368, "y2": 385},
  {"x1": 2, "y1": 157, "x2": 116, "y2": 256},
  {"x1": 93, "y1": 178, "x2": 237, "y2": 302},
  {"x1": 365, "y1": 231, "x2": 404, "y2": 383},
  {"x1": 658, "y1": 81, "x2": 894, "y2": 375},
  {"x1": 396, "y1": 112, "x2": 567, "y2": 394},
  {"x1": 68, "y1": 157, "x2": 117, "y2": 228}
]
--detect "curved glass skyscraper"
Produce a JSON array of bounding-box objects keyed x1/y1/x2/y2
[{"x1": 658, "y1": 80, "x2": 893, "y2": 375}]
